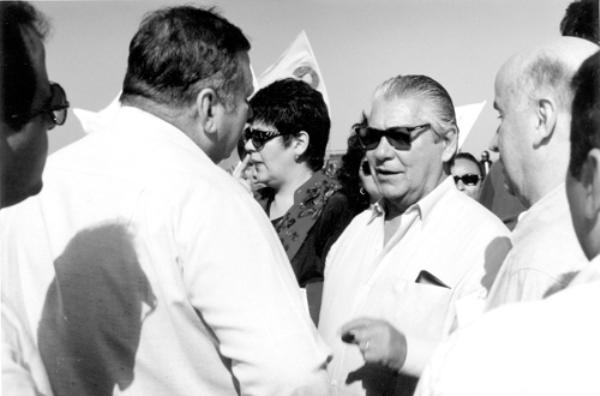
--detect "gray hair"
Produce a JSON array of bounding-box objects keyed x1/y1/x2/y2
[{"x1": 372, "y1": 74, "x2": 459, "y2": 140}]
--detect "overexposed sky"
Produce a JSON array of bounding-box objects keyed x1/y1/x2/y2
[{"x1": 36, "y1": 0, "x2": 572, "y2": 161}]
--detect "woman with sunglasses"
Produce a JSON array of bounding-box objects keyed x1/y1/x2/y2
[
  {"x1": 448, "y1": 152, "x2": 484, "y2": 201},
  {"x1": 337, "y1": 117, "x2": 383, "y2": 215},
  {"x1": 242, "y1": 78, "x2": 354, "y2": 324}
]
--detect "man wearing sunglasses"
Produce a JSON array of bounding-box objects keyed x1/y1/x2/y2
[
  {"x1": 319, "y1": 75, "x2": 510, "y2": 396},
  {"x1": 1, "y1": 2, "x2": 68, "y2": 396},
  {"x1": 485, "y1": 37, "x2": 598, "y2": 311}
]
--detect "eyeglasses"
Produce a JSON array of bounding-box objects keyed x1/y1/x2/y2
[
  {"x1": 453, "y1": 174, "x2": 481, "y2": 186},
  {"x1": 355, "y1": 123, "x2": 431, "y2": 151},
  {"x1": 10, "y1": 83, "x2": 69, "y2": 129},
  {"x1": 243, "y1": 126, "x2": 282, "y2": 151}
]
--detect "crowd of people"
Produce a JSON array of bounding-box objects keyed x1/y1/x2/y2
[{"x1": 1, "y1": 0, "x2": 599, "y2": 395}]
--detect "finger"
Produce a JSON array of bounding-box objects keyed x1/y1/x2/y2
[
  {"x1": 339, "y1": 317, "x2": 375, "y2": 335},
  {"x1": 232, "y1": 154, "x2": 250, "y2": 178}
]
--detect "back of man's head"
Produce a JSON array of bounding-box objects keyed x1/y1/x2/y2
[
  {"x1": 502, "y1": 37, "x2": 599, "y2": 115},
  {"x1": 0, "y1": 1, "x2": 49, "y2": 131},
  {"x1": 120, "y1": 6, "x2": 250, "y2": 111},
  {"x1": 560, "y1": 0, "x2": 599, "y2": 44},
  {"x1": 568, "y1": 51, "x2": 600, "y2": 180}
]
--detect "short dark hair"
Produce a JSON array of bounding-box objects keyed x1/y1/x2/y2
[
  {"x1": 0, "y1": 1, "x2": 49, "y2": 130},
  {"x1": 120, "y1": 6, "x2": 250, "y2": 109},
  {"x1": 560, "y1": 0, "x2": 599, "y2": 44},
  {"x1": 249, "y1": 78, "x2": 331, "y2": 171},
  {"x1": 449, "y1": 152, "x2": 484, "y2": 177},
  {"x1": 568, "y1": 51, "x2": 600, "y2": 178}
]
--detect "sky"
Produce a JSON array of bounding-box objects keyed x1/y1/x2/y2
[{"x1": 35, "y1": 0, "x2": 574, "y2": 163}]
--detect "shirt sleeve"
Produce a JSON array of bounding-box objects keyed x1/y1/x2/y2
[
  {"x1": 486, "y1": 266, "x2": 563, "y2": 310},
  {"x1": 2, "y1": 305, "x2": 52, "y2": 396},
  {"x1": 178, "y1": 185, "x2": 330, "y2": 396}
]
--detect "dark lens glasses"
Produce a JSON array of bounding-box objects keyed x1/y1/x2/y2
[
  {"x1": 243, "y1": 127, "x2": 282, "y2": 151},
  {"x1": 10, "y1": 82, "x2": 70, "y2": 129},
  {"x1": 453, "y1": 174, "x2": 481, "y2": 186},
  {"x1": 355, "y1": 124, "x2": 431, "y2": 151}
]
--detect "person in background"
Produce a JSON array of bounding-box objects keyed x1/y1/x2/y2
[
  {"x1": 318, "y1": 74, "x2": 510, "y2": 396},
  {"x1": 485, "y1": 37, "x2": 597, "y2": 310},
  {"x1": 448, "y1": 152, "x2": 483, "y2": 201},
  {"x1": 0, "y1": 6, "x2": 330, "y2": 395},
  {"x1": 415, "y1": 49, "x2": 600, "y2": 396},
  {"x1": 337, "y1": 116, "x2": 382, "y2": 215},
  {"x1": 1, "y1": 2, "x2": 69, "y2": 395},
  {"x1": 244, "y1": 78, "x2": 355, "y2": 324}
]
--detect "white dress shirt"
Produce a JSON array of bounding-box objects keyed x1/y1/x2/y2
[
  {"x1": 318, "y1": 177, "x2": 511, "y2": 395},
  {"x1": 486, "y1": 183, "x2": 588, "y2": 310},
  {"x1": 0, "y1": 106, "x2": 330, "y2": 396},
  {"x1": 415, "y1": 257, "x2": 600, "y2": 396}
]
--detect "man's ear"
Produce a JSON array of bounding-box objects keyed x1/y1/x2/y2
[
  {"x1": 441, "y1": 126, "x2": 458, "y2": 163},
  {"x1": 586, "y1": 148, "x2": 600, "y2": 216},
  {"x1": 293, "y1": 131, "x2": 310, "y2": 158},
  {"x1": 196, "y1": 88, "x2": 218, "y2": 135},
  {"x1": 533, "y1": 98, "x2": 557, "y2": 147}
]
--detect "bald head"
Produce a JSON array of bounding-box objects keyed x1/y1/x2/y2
[
  {"x1": 492, "y1": 37, "x2": 598, "y2": 207},
  {"x1": 496, "y1": 37, "x2": 598, "y2": 111}
]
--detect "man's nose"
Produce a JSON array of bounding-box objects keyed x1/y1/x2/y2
[
  {"x1": 244, "y1": 138, "x2": 256, "y2": 153},
  {"x1": 372, "y1": 136, "x2": 396, "y2": 160}
]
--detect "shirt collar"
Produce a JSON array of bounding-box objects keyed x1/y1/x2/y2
[
  {"x1": 368, "y1": 175, "x2": 453, "y2": 224},
  {"x1": 114, "y1": 106, "x2": 213, "y2": 165},
  {"x1": 517, "y1": 183, "x2": 565, "y2": 225},
  {"x1": 413, "y1": 176, "x2": 454, "y2": 221}
]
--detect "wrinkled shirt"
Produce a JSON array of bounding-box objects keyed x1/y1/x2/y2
[
  {"x1": 0, "y1": 106, "x2": 330, "y2": 396},
  {"x1": 319, "y1": 177, "x2": 511, "y2": 396},
  {"x1": 486, "y1": 183, "x2": 588, "y2": 309},
  {"x1": 416, "y1": 256, "x2": 600, "y2": 396}
]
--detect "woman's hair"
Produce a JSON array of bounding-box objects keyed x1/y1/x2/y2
[
  {"x1": 336, "y1": 114, "x2": 371, "y2": 214},
  {"x1": 249, "y1": 78, "x2": 330, "y2": 171}
]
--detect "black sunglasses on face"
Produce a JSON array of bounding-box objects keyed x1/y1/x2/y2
[
  {"x1": 243, "y1": 127, "x2": 282, "y2": 151},
  {"x1": 10, "y1": 83, "x2": 70, "y2": 130},
  {"x1": 453, "y1": 174, "x2": 481, "y2": 186},
  {"x1": 355, "y1": 124, "x2": 431, "y2": 151}
]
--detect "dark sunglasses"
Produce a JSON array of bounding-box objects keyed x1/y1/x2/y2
[
  {"x1": 355, "y1": 124, "x2": 431, "y2": 151},
  {"x1": 453, "y1": 174, "x2": 481, "y2": 186},
  {"x1": 243, "y1": 126, "x2": 282, "y2": 151},
  {"x1": 10, "y1": 82, "x2": 69, "y2": 129}
]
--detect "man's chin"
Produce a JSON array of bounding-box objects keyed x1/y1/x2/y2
[{"x1": 1, "y1": 181, "x2": 43, "y2": 209}]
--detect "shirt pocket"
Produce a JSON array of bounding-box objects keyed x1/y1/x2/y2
[{"x1": 391, "y1": 278, "x2": 454, "y2": 341}]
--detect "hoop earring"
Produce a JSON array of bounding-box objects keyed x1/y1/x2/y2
[{"x1": 359, "y1": 187, "x2": 366, "y2": 196}]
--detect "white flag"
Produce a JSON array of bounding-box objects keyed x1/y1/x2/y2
[
  {"x1": 73, "y1": 92, "x2": 121, "y2": 135},
  {"x1": 455, "y1": 100, "x2": 486, "y2": 150},
  {"x1": 257, "y1": 31, "x2": 330, "y2": 108}
]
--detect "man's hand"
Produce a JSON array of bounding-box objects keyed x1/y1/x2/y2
[{"x1": 340, "y1": 317, "x2": 407, "y2": 372}]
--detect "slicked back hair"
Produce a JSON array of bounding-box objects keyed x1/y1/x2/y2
[
  {"x1": 0, "y1": 1, "x2": 49, "y2": 130},
  {"x1": 372, "y1": 74, "x2": 458, "y2": 142},
  {"x1": 249, "y1": 78, "x2": 330, "y2": 171},
  {"x1": 120, "y1": 6, "x2": 250, "y2": 110},
  {"x1": 569, "y1": 51, "x2": 600, "y2": 178}
]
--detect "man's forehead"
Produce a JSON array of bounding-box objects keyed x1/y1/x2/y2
[{"x1": 368, "y1": 96, "x2": 427, "y2": 127}]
